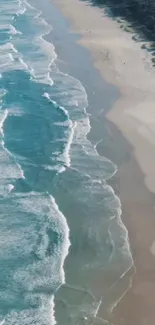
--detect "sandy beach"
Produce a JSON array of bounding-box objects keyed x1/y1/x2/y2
[{"x1": 50, "y1": 0, "x2": 155, "y2": 324}]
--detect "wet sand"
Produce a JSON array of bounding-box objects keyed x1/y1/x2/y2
[{"x1": 50, "y1": 0, "x2": 155, "y2": 324}]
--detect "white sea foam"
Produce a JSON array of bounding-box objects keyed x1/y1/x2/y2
[
  {"x1": 0, "y1": 190, "x2": 70, "y2": 325},
  {"x1": 0, "y1": 1, "x2": 133, "y2": 323},
  {"x1": 51, "y1": 66, "x2": 117, "y2": 179},
  {"x1": 0, "y1": 140, "x2": 25, "y2": 180},
  {"x1": 43, "y1": 92, "x2": 50, "y2": 100},
  {"x1": 11, "y1": 191, "x2": 70, "y2": 286},
  {"x1": 2, "y1": 296, "x2": 56, "y2": 325},
  {"x1": 23, "y1": 0, "x2": 42, "y2": 18},
  {"x1": 0, "y1": 54, "x2": 13, "y2": 67},
  {"x1": 0, "y1": 6, "x2": 70, "y2": 325},
  {"x1": 2, "y1": 305, "x2": 52, "y2": 325},
  {"x1": 8, "y1": 184, "x2": 14, "y2": 192},
  {"x1": 0, "y1": 183, "x2": 14, "y2": 197},
  {"x1": 0, "y1": 1, "x2": 26, "y2": 70},
  {"x1": 9, "y1": 24, "x2": 22, "y2": 35},
  {"x1": 3, "y1": 1, "x2": 56, "y2": 84},
  {"x1": 54, "y1": 71, "x2": 116, "y2": 178},
  {"x1": 16, "y1": 162, "x2": 25, "y2": 179},
  {"x1": 38, "y1": 15, "x2": 133, "y2": 323},
  {"x1": 21, "y1": 1, "x2": 131, "y2": 295},
  {"x1": 51, "y1": 33, "x2": 128, "y2": 325},
  {"x1": 44, "y1": 164, "x2": 66, "y2": 173},
  {"x1": 58, "y1": 121, "x2": 77, "y2": 168},
  {"x1": 49, "y1": 195, "x2": 70, "y2": 280},
  {"x1": 0, "y1": 0, "x2": 25, "y2": 16},
  {"x1": 0, "y1": 43, "x2": 27, "y2": 72},
  {"x1": 0, "y1": 43, "x2": 18, "y2": 56},
  {"x1": 43, "y1": 93, "x2": 70, "y2": 118},
  {"x1": 18, "y1": 57, "x2": 29, "y2": 71},
  {"x1": 42, "y1": 92, "x2": 76, "y2": 168},
  {"x1": 0, "y1": 109, "x2": 8, "y2": 137},
  {"x1": 17, "y1": 7, "x2": 26, "y2": 16}
]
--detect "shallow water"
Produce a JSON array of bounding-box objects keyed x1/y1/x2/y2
[{"x1": 0, "y1": 0, "x2": 133, "y2": 324}]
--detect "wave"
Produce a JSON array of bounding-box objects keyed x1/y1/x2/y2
[
  {"x1": 0, "y1": 24, "x2": 21, "y2": 35},
  {"x1": 11, "y1": 191, "x2": 70, "y2": 284},
  {"x1": 30, "y1": 2, "x2": 133, "y2": 322},
  {"x1": 0, "y1": 1, "x2": 26, "y2": 19},
  {"x1": 0, "y1": 190, "x2": 70, "y2": 325},
  {"x1": 42, "y1": 92, "x2": 76, "y2": 168},
  {"x1": 0, "y1": 0, "x2": 133, "y2": 324},
  {"x1": 0, "y1": 88, "x2": 25, "y2": 187},
  {"x1": 0, "y1": 109, "x2": 8, "y2": 137},
  {"x1": 7, "y1": 0, "x2": 55, "y2": 84},
  {"x1": 9, "y1": 24, "x2": 22, "y2": 35},
  {"x1": 0, "y1": 3, "x2": 72, "y2": 324}
]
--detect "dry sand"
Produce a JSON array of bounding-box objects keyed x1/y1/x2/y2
[{"x1": 51, "y1": 0, "x2": 155, "y2": 324}]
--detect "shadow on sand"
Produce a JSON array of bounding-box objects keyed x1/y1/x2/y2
[{"x1": 81, "y1": 0, "x2": 155, "y2": 64}]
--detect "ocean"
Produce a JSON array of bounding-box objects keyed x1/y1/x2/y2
[{"x1": 0, "y1": 0, "x2": 133, "y2": 324}]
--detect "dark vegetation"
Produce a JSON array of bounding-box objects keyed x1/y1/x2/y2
[{"x1": 82, "y1": 0, "x2": 155, "y2": 62}]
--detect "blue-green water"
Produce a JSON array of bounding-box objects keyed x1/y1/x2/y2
[{"x1": 0, "y1": 0, "x2": 133, "y2": 324}]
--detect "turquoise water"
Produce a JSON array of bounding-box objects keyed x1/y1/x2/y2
[{"x1": 0, "y1": 0, "x2": 133, "y2": 324}]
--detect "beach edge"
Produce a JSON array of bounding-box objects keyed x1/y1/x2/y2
[{"x1": 49, "y1": 1, "x2": 155, "y2": 324}]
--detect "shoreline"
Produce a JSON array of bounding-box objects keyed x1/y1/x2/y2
[
  {"x1": 50, "y1": 0, "x2": 155, "y2": 324},
  {"x1": 32, "y1": 1, "x2": 130, "y2": 323}
]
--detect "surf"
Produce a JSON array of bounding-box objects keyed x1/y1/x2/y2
[{"x1": 0, "y1": 0, "x2": 133, "y2": 324}]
